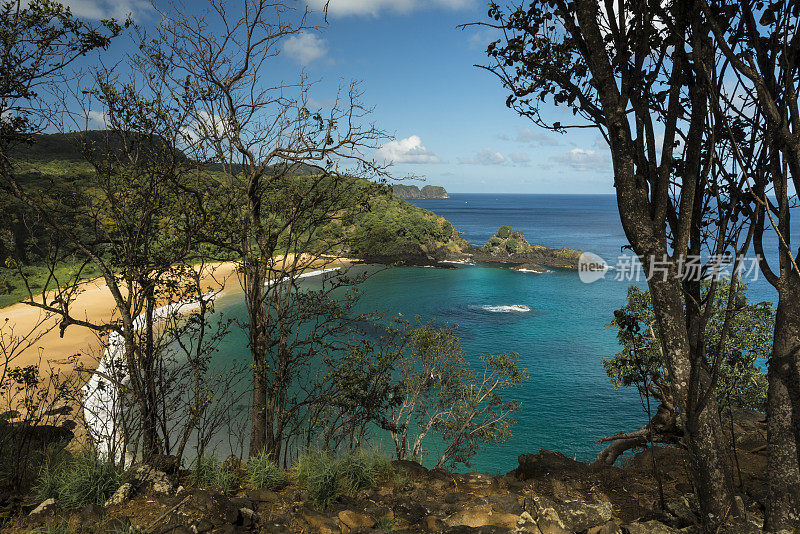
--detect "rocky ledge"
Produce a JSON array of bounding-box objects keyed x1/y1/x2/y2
[{"x1": 10, "y1": 409, "x2": 768, "y2": 534}]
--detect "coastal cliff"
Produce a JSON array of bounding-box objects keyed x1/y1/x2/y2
[{"x1": 391, "y1": 184, "x2": 450, "y2": 199}]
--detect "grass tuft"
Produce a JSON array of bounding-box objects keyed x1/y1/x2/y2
[
  {"x1": 294, "y1": 449, "x2": 392, "y2": 509},
  {"x1": 33, "y1": 449, "x2": 122, "y2": 509},
  {"x1": 190, "y1": 455, "x2": 237, "y2": 492},
  {"x1": 245, "y1": 452, "x2": 286, "y2": 490}
]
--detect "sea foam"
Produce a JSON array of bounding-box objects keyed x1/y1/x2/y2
[{"x1": 470, "y1": 304, "x2": 532, "y2": 313}]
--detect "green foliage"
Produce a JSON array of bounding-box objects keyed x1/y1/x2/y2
[
  {"x1": 190, "y1": 455, "x2": 237, "y2": 492},
  {"x1": 497, "y1": 225, "x2": 512, "y2": 238},
  {"x1": 33, "y1": 449, "x2": 123, "y2": 509},
  {"x1": 346, "y1": 188, "x2": 460, "y2": 257},
  {"x1": 505, "y1": 237, "x2": 520, "y2": 253},
  {"x1": 604, "y1": 281, "x2": 772, "y2": 411},
  {"x1": 294, "y1": 451, "x2": 340, "y2": 509},
  {"x1": 245, "y1": 452, "x2": 286, "y2": 490},
  {"x1": 294, "y1": 450, "x2": 392, "y2": 509},
  {"x1": 392, "y1": 322, "x2": 529, "y2": 469},
  {"x1": 374, "y1": 516, "x2": 397, "y2": 532}
]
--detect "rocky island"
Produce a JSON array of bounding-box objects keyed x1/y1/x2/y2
[
  {"x1": 452, "y1": 226, "x2": 583, "y2": 270},
  {"x1": 391, "y1": 184, "x2": 450, "y2": 199}
]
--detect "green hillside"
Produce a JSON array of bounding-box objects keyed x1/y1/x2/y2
[{"x1": 0, "y1": 134, "x2": 466, "y2": 307}]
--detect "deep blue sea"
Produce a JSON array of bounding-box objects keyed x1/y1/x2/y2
[{"x1": 207, "y1": 194, "x2": 782, "y2": 474}]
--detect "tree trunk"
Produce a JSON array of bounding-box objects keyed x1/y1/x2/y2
[
  {"x1": 765, "y1": 291, "x2": 800, "y2": 532},
  {"x1": 648, "y1": 279, "x2": 738, "y2": 532},
  {"x1": 247, "y1": 260, "x2": 268, "y2": 458}
]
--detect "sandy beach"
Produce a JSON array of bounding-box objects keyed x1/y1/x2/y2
[{"x1": 0, "y1": 256, "x2": 354, "y2": 383}]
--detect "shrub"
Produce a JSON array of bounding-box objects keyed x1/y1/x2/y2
[
  {"x1": 336, "y1": 451, "x2": 376, "y2": 493},
  {"x1": 294, "y1": 451, "x2": 340, "y2": 509},
  {"x1": 496, "y1": 225, "x2": 512, "y2": 238},
  {"x1": 33, "y1": 449, "x2": 122, "y2": 509},
  {"x1": 190, "y1": 455, "x2": 236, "y2": 492},
  {"x1": 294, "y1": 450, "x2": 392, "y2": 508},
  {"x1": 245, "y1": 452, "x2": 286, "y2": 490},
  {"x1": 505, "y1": 238, "x2": 520, "y2": 253}
]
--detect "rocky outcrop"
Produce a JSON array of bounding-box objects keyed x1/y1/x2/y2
[
  {"x1": 454, "y1": 226, "x2": 582, "y2": 270},
  {"x1": 392, "y1": 184, "x2": 450, "y2": 199},
  {"x1": 6, "y1": 410, "x2": 770, "y2": 534}
]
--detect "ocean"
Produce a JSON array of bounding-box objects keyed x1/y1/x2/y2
[{"x1": 205, "y1": 194, "x2": 781, "y2": 474}]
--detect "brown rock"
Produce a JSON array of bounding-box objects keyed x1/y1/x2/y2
[
  {"x1": 587, "y1": 521, "x2": 622, "y2": 534},
  {"x1": 246, "y1": 488, "x2": 279, "y2": 503},
  {"x1": 302, "y1": 509, "x2": 339, "y2": 534},
  {"x1": 443, "y1": 507, "x2": 518, "y2": 529},
  {"x1": 338, "y1": 510, "x2": 375, "y2": 531},
  {"x1": 426, "y1": 515, "x2": 445, "y2": 532}
]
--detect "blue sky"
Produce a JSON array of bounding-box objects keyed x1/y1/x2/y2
[{"x1": 62, "y1": 0, "x2": 614, "y2": 193}]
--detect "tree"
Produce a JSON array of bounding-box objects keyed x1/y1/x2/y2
[
  {"x1": 690, "y1": 1, "x2": 800, "y2": 528},
  {"x1": 598, "y1": 281, "x2": 772, "y2": 466},
  {"x1": 130, "y1": 0, "x2": 391, "y2": 464},
  {"x1": 389, "y1": 322, "x2": 528, "y2": 469},
  {"x1": 476, "y1": 2, "x2": 755, "y2": 529}
]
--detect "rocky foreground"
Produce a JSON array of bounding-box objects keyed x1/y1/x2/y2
[{"x1": 7, "y1": 410, "x2": 768, "y2": 534}]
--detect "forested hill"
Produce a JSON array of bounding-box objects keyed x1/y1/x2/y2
[{"x1": 0, "y1": 133, "x2": 468, "y2": 306}]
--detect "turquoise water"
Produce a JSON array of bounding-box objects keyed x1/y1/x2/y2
[
  {"x1": 347, "y1": 263, "x2": 644, "y2": 472},
  {"x1": 204, "y1": 194, "x2": 786, "y2": 473}
]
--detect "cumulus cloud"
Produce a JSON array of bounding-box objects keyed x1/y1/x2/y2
[
  {"x1": 376, "y1": 135, "x2": 441, "y2": 164},
  {"x1": 46, "y1": 0, "x2": 153, "y2": 20},
  {"x1": 283, "y1": 32, "x2": 328, "y2": 65},
  {"x1": 550, "y1": 148, "x2": 610, "y2": 171},
  {"x1": 458, "y1": 148, "x2": 506, "y2": 166},
  {"x1": 499, "y1": 127, "x2": 563, "y2": 146},
  {"x1": 86, "y1": 110, "x2": 107, "y2": 127},
  {"x1": 305, "y1": 0, "x2": 472, "y2": 17}
]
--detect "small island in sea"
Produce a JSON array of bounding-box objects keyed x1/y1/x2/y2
[{"x1": 391, "y1": 184, "x2": 450, "y2": 199}]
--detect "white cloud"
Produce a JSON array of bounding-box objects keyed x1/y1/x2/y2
[
  {"x1": 458, "y1": 148, "x2": 506, "y2": 166},
  {"x1": 550, "y1": 148, "x2": 610, "y2": 171},
  {"x1": 499, "y1": 127, "x2": 563, "y2": 146},
  {"x1": 87, "y1": 110, "x2": 107, "y2": 127},
  {"x1": 508, "y1": 152, "x2": 530, "y2": 165},
  {"x1": 48, "y1": 0, "x2": 152, "y2": 20},
  {"x1": 283, "y1": 32, "x2": 328, "y2": 65},
  {"x1": 306, "y1": 0, "x2": 472, "y2": 17},
  {"x1": 376, "y1": 135, "x2": 441, "y2": 164}
]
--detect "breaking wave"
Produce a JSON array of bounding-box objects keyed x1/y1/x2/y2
[{"x1": 469, "y1": 304, "x2": 532, "y2": 313}]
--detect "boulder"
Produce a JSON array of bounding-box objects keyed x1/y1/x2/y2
[
  {"x1": 623, "y1": 520, "x2": 681, "y2": 533},
  {"x1": 444, "y1": 507, "x2": 519, "y2": 529},
  {"x1": 443, "y1": 527, "x2": 513, "y2": 533},
  {"x1": 130, "y1": 464, "x2": 174, "y2": 494},
  {"x1": 531, "y1": 496, "x2": 612, "y2": 532},
  {"x1": 302, "y1": 508, "x2": 339, "y2": 534},
  {"x1": 28, "y1": 498, "x2": 57, "y2": 518},
  {"x1": 515, "y1": 450, "x2": 587, "y2": 480},
  {"x1": 338, "y1": 510, "x2": 376, "y2": 531},
  {"x1": 392, "y1": 460, "x2": 430, "y2": 477},
  {"x1": 246, "y1": 488, "x2": 279, "y2": 503},
  {"x1": 588, "y1": 521, "x2": 623, "y2": 534},
  {"x1": 105, "y1": 482, "x2": 134, "y2": 507}
]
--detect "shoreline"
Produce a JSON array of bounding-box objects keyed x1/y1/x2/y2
[
  {"x1": 0, "y1": 257, "x2": 353, "y2": 420},
  {"x1": 83, "y1": 263, "x2": 349, "y2": 460}
]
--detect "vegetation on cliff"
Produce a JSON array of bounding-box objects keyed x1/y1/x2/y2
[
  {"x1": 0, "y1": 146, "x2": 466, "y2": 307},
  {"x1": 390, "y1": 184, "x2": 449, "y2": 199}
]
